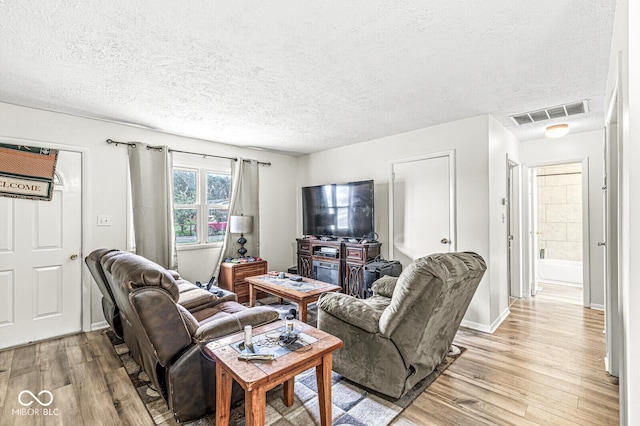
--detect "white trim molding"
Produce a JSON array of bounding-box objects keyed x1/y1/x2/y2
[{"x1": 461, "y1": 307, "x2": 510, "y2": 334}]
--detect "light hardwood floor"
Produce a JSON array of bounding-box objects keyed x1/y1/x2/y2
[
  {"x1": 394, "y1": 283, "x2": 619, "y2": 425},
  {"x1": 0, "y1": 283, "x2": 618, "y2": 425}
]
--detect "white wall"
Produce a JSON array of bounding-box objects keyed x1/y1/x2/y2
[
  {"x1": 298, "y1": 115, "x2": 517, "y2": 330},
  {"x1": 604, "y1": 0, "x2": 639, "y2": 423},
  {"x1": 488, "y1": 115, "x2": 521, "y2": 325},
  {"x1": 519, "y1": 130, "x2": 605, "y2": 308},
  {"x1": 0, "y1": 102, "x2": 299, "y2": 328}
]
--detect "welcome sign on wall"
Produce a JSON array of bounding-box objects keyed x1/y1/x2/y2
[{"x1": 0, "y1": 143, "x2": 59, "y2": 201}]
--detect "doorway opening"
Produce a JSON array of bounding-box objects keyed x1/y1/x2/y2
[{"x1": 533, "y1": 162, "x2": 584, "y2": 305}]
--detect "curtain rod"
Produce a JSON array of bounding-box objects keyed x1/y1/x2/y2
[{"x1": 105, "y1": 139, "x2": 271, "y2": 166}]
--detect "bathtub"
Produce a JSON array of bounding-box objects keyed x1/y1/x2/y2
[{"x1": 536, "y1": 258, "x2": 583, "y2": 286}]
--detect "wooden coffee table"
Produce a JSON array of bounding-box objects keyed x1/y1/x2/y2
[
  {"x1": 205, "y1": 319, "x2": 343, "y2": 426},
  {"x1": 246, "y1": 274, "x2": 341, "y2": 323}
]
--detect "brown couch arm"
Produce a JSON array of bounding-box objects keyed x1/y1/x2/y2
[
  {"x1": 317, "y1": 293, "x2": 382, "y2": 334},
  {"x1": 193, "y1": 306, "x2": 279, "y2": 344},
  {"x1": 178, "y1": 286, "x2": 241, "y2": 313}
]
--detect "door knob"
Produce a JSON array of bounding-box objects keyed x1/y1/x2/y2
[
  {"x1": 69, "y1": 254, "x2": 78, "y2": 260},
  {"x1": 441, "y1": 238, "x2": 450, "y2": 244},
  {"x1": 598, "y1": 242, "x2": 606, "y2": 247}
]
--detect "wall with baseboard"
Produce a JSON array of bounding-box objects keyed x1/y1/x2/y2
[
  {"x1": 297, "y1": 114, "x2": 520, "y2": 330},
  {"x1": 0, "y1": 101, "x2": 299, "y2": 328}
]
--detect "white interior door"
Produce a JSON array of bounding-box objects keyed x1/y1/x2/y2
[
  {"x1": 390, "y1": 151, "x2": 455, "y2": 267},
  {"x1": 0, "y1": 150, "x2": 82, "y2": 349}
]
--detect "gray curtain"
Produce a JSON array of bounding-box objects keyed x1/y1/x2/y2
[
  {"x1": 214, "y1": 158, "x2": 260, "y2": 277},
  {"x1": 128, "y1": 143, "x2": 177, "y2": 270}
]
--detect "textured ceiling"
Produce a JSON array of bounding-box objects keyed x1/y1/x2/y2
[{"x1": 0, "y1": 1, "x2": 616, "y2": 155}]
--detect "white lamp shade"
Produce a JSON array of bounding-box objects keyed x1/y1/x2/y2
[{"x1": 229, "y1": 215, "x2": 253, "y2": 234}]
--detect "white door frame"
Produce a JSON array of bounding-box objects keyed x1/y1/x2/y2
[
  {"x1": 389, "y1": 150, "x2": 457, "y2": 255},
  {"x1": 522, "y1": 157, "x2": 591, "y2": 307},
  {"x1": 0, "y1": 135, "x2": 90, "y2": 332},
  {"x1": 506, "y1": 157, "x2": 522, "y2": 298},
  {"x1": 603, "y1": 71, "x2": 621, "y2": 377}
]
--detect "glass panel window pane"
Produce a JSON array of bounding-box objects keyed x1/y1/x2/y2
[
  {"x1": 175, "y1": 208, "x2": 198, "y2": 244},
  {"x1": 208, "y1": 208, "x2": 228, "y2": 243},
  {"x1": 336, "y1": 184, "x2": 350, "y2": 206},
  {"x1": 174, "y1": 169, "x2": 197, "y2": 204},
  {"x1": 207, "y1": 173, "x2": 231, "y2": 205}
]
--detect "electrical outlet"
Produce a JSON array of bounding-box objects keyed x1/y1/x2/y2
[{"x1": 97, "y1": 215, "x2": 111, "y2": 227}]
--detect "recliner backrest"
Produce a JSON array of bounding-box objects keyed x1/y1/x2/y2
[
  {"x1": 85, "y1": 248, "x2": 120, "y2": 304},
  {"x1": 379, "y1": 252, "x2": 486, "y2": 369},
  {"x1": 102, "y1": 251, "x2": 193, "y2": 395},
  {"x1": 85, "y1": 248, "x2": 123, "y2": 335}
]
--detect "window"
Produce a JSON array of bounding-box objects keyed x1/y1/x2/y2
[{"x1": 173, "y1": 167, "x2": 231, "y2": 246}]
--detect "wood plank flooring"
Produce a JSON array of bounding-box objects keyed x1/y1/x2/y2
[
  {"x1": 394, "y1": 283, "x2": 619, "y2": 426},
  {"x1": 0, "y1": 330, "x2": 151, "y2": 426},
  {"x1": 0, "y1": 283, "x2": 618, "y2": 425}
]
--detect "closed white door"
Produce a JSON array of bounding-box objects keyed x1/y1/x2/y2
[
  {"x1": 0, "y1": 150, "x2": 82, "y2": 349},
  {"x1": 390, "y1": 152, "x2": 455, "y2": 267}
]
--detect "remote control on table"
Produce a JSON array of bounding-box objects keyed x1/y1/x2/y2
[{"x1": 238, "y1": 353, "x2": 275, "y2": 361}]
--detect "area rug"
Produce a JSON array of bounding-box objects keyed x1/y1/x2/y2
[{"x1": 105, "y1": 301, "x2": 464, "y2": 426}]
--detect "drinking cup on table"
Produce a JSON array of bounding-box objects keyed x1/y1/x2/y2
[{"x1": 244, "y1": 325, "x2": 252, "y2": 346}]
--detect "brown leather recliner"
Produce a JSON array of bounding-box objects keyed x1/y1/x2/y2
[
  {"x1": 86, "y1": 248, "x2": 237, "y2": 339},
  {"x1": 88, "y1": 249, "x2": 279, "y2": 422},
  {"x1": 85, "y1": 248, "x2": 123, "y2": 337},
  {"x1": 87, "y1": 248, "x2": 238, "y2": 365}
]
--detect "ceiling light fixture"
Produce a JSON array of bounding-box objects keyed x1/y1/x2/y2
[{"x1": 545, "y1": 123, "x2": 570, "y2": 138}]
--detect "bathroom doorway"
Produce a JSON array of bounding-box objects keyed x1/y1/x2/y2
[{"x1": 533, "y1": 162, "x2": 584, "y2": 304}]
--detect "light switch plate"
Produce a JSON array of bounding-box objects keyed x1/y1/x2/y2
[{"x1": 97, "y1": 215, "x2": 111, "y2": 227}]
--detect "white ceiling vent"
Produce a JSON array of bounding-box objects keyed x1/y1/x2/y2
[{"x1": 510, "y1": 100, "x2": 588, "y2": 126}]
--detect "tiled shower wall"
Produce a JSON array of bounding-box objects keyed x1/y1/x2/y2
[{"x1": 536, "y1": 163, "x2": 583, "y2": 261}]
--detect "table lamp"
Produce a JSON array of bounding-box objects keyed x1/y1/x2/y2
[{"x1": 229, "y1": 215, "x2": 253, "y2": 257}]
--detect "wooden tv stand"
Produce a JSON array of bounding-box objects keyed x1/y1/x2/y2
[{"x1": 296, "y1": 238, "x2": 381, "y2": 298}]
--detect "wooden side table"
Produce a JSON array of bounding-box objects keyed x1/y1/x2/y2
[
  {"x1": 218, "y1": 260, "x2": 268, "y2": 303},
  {"x1": 205, "y1": 320, "x2": 343, "y2": 426}
]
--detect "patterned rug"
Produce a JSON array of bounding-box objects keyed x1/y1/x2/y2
[{"x1": 105, "y1": 300, "x2": 464, "y2": 426}]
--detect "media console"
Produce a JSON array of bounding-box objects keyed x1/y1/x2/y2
[{"x1": 296, "y1": 238, "x2": 381, "y2": 298}]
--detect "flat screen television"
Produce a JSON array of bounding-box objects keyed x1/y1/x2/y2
[{"x1": 302, "y1": 180, "x2": 375, "y2": 239}]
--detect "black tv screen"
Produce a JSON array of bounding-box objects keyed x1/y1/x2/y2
[{"x1": 302, "y1": 180, "x2": 374, "y2": 239}]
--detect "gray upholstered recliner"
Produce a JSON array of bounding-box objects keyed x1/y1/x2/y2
[{"x1": 317, "y1": 252, "x2": 486, "y2": 398}]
